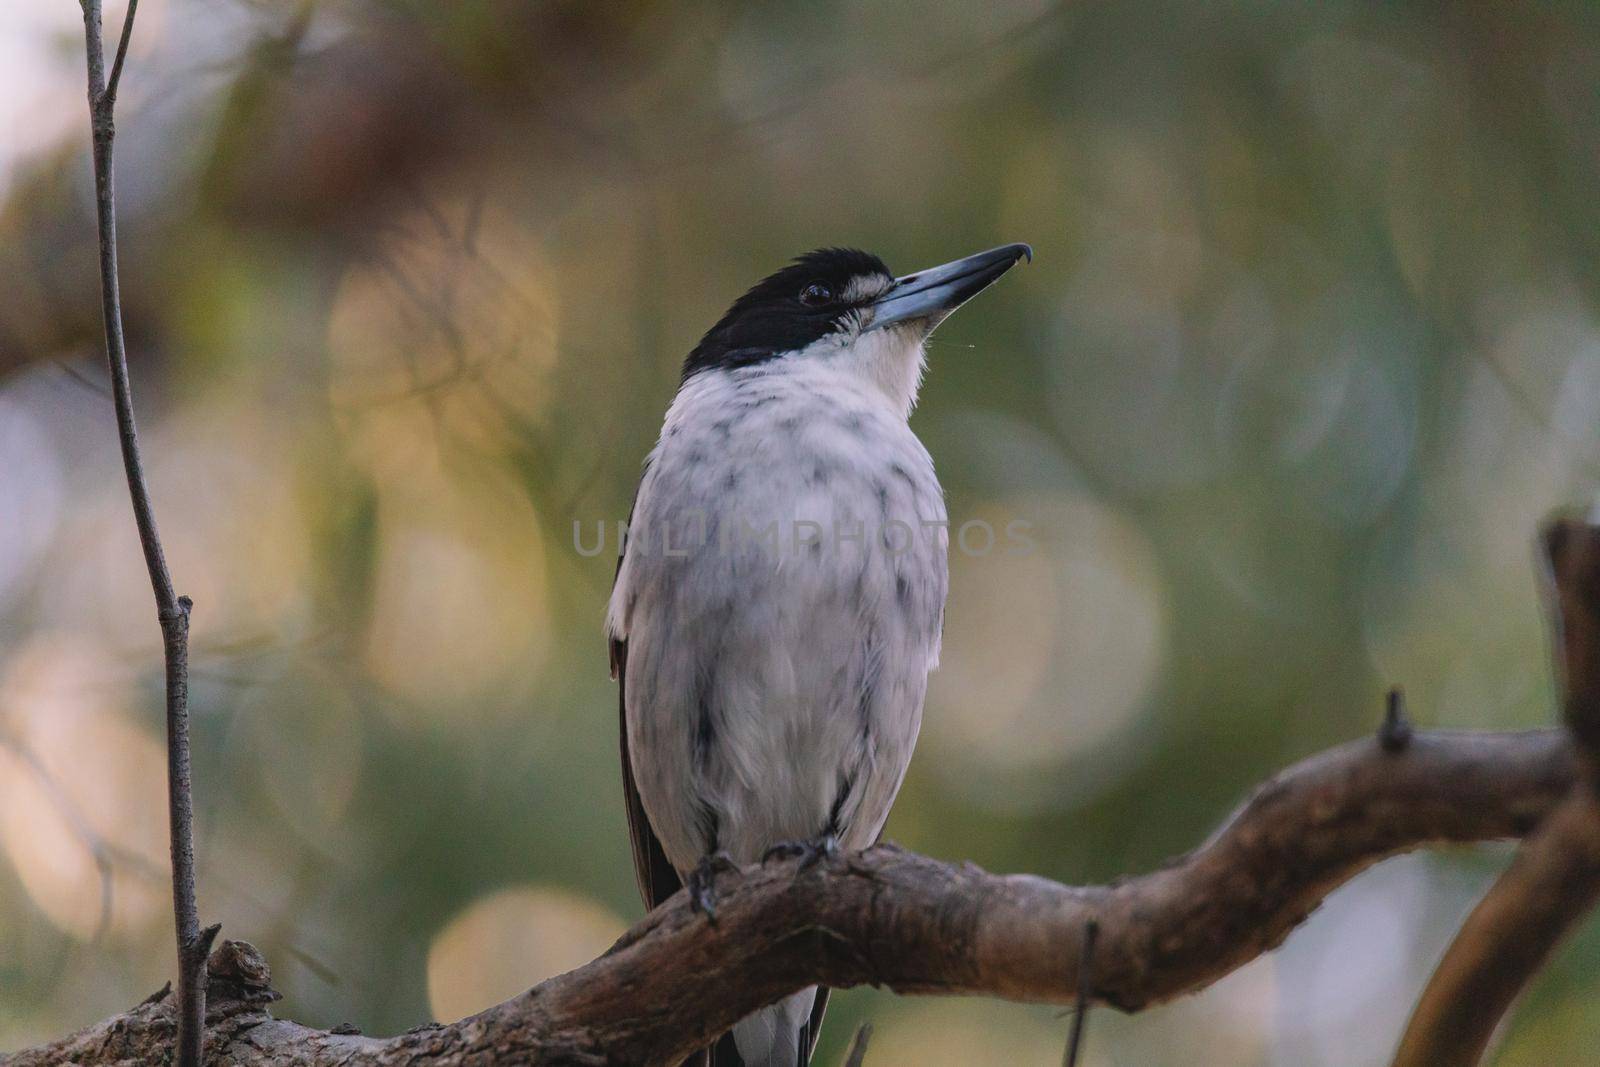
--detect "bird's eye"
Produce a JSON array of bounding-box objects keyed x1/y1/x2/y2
[{"x1": 799, "y1": 282, "x2": 834, "y2": 307}]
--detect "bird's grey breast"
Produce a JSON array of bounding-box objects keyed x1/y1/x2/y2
[{"x1": 611, "y1": 362, "x2": 947, "y2": 870}]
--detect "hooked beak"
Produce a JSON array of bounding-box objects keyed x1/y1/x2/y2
[{"x1": 867, "y1": 242, "x2": 1032, "y2": 332}]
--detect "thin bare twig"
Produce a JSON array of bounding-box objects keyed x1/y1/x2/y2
[
  {"x1": 1063, "y1": 918, "x2": 1098, "y2": 1067},
  {"x1": 75, "y1": 2, "x2": 214, "y2": 1064},
  {"x1": 54, "y1": 358, "x2": 115, "y2": 399},
  {"x1": 841, "y1": 1022, "x2": 872, "y2": 1067},
  {"x1": 104, "y1": 0, "x2": 139, "y2": 107}
]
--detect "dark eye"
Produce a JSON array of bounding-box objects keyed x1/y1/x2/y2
[{"x1": 799, "y1": 282, "x2": 834, "y2": 307}]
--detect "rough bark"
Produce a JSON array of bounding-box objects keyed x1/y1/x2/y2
[{"x1": 5, "y1": 728, "x2": 1573, "y2": 1067}]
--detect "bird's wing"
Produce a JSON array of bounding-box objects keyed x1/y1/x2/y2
[
  {"x1": 609, "y1": 457, "x2": 826, "y2": 1067},
  {"x1": 612, "y1": 632, "x2": 683, "y2": 909},
  {"x1": 610, "y1": 477, "x2": 683, "y2": 912},
  {"x1": 612, "y1": 495, "x2": 708, "y2": 1067}
]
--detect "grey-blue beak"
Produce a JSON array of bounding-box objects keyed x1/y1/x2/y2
[{"x1": 868, "y1": 242, "x2": 1032, "y2": 332}]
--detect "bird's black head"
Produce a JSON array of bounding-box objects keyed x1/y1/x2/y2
[{"x1": 681, "y1": 248, "x2": 894, "y2": 380}]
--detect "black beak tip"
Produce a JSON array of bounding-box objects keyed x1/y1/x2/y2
[{"x1": 1012, "y1": 242, "x2": 1034, "y2": 264}]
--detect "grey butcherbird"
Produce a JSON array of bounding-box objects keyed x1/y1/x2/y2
[{"x1": 608, "y1": 243, "x2": 1031, "y2": 1066}]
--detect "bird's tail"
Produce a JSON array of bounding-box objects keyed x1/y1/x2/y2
[{"x1": 700, "y1": 987, "x2": 819, "y2": 1067}]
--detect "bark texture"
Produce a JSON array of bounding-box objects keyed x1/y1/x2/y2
[{"x1": 5, "y1": 729, "x2": 1573, "y2": 1067}]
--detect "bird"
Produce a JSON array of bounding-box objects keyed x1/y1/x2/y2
[{"x1": 607, "y1": 242, "x2": 1031, "y2": 1066}]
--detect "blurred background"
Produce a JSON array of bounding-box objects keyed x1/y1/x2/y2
[{"x1": 2, "y1": 1, "x2": 1599, "y2": 1063}]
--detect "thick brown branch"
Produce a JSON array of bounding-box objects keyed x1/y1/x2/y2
[
  {"x1": 1391, "y1": 783, "x2": 1600, "y2": 1067},
  {"x1": 6, "y1": 729, "x2": 1573, "y2": 1067},
  {"x1": 1391, "y1": 519, "x2": 1600, "y2": 1066}
]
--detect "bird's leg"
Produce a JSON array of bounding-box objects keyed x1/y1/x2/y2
[
  {"x1": 686, "y1": 850, "x2": 738, "y2": 920},
  {"x1": 761, "y1": 833, "x2": 840, "y2": 872}
]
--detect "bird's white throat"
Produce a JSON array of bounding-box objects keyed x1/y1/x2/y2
[{"x1": 784, "y1": 321, "x2": 930, "y2": 420}]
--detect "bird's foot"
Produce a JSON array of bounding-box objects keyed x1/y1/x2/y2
[
  {"x1": 761, "y1": 833, "x2": 840, "y2": 872},
  {"x1": 687, "y1": 851, "x2": 738, "y2": 921}
]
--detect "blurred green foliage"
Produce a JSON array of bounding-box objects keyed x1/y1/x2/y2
[{"x1": 1, "y1": 1, "x2": 1599, "y2": 1063}]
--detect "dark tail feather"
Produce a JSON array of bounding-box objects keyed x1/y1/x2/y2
[
  {"x1": 678, "y1": 1045, "x2": 715, "y2": 1067},
  {"x1": 802, "y1": 987, "x2": 830, "y2": 1062},
  {"x1": 698, "y1": 990, "x2": 826, "y2": 1066},
  {"x1": 703, "y1": 1032, "x2": 743, "y2": 1066}
]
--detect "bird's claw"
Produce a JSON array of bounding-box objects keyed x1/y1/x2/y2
[
  {"x1": 687, "y1": 851, "x2": 737, "y2": 921},
  {"x1": 761, "y1": 833, "x2": 840, "y2": 872}
]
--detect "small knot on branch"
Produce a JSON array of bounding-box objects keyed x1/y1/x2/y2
[
  {"x1": 158, "y1": 595, "x2": 193, "y2": 625},
  {"x1": 207, "y1": 937, "x2": 266, "y2": 987},
  {"x1": 1379, "y1": 687, "x2": 1413, "y2": 753},
  {"x1": 206, "y1": 938, "x2": 281, "y2": 1009}
]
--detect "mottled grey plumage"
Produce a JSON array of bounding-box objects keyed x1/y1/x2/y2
[{"x1": 608, "y1": 245, "x2": 1028, "y2": 1066}]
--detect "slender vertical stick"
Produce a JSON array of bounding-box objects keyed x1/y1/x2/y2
[
  {"x1": 75, "y1": 3, "x2": 216, "y2": 1065},
  {"x1": 1063, "y1": 918, "x2": 1097, "y2": 1067}
]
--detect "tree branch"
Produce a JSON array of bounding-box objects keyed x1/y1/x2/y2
[
  {"x1": 104, "y1": 0, "x2": 139, "y2": 108},
  {"x1": 1391, "y1": 518, "x2": 1600, "y2": 1066},
  {"x1": 75, "y1": 2, "x2": 211, "y2": 1065},
  {"x1": 1390, "y1": 783, "x2": 1600, "y2": 1067},
  {"x1": 7, "y1": 728, "x2": 1573, "y2": 1067},
  {"x1": 1542, "y1": 518, "x2": 1600, "y2": 762}
]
